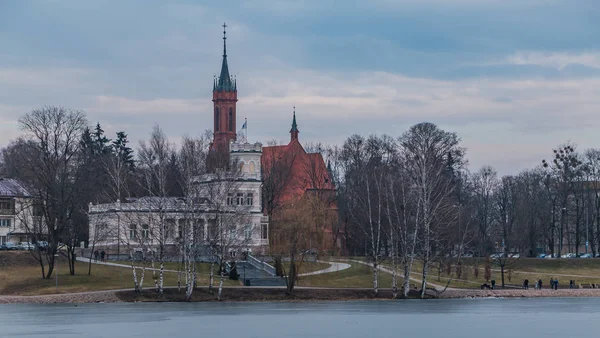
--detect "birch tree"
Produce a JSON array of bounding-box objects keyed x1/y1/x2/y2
[{"x1": 400, "y1": 122, "x2": 464, "y2": 298}]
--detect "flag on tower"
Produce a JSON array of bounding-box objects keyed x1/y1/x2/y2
[{"x1": 242, "y1": 119, "x2": 247, "y2": 130}]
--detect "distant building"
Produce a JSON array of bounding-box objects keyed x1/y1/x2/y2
[
  {"x1": 88, "y1": 141, "x2": 269, "y2": 258},
  {"x1": 0, "y1": 178, "x2": 40, "y2": 245}
]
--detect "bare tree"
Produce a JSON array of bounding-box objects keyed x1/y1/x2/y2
[
  {"x1": 400, "y1": 122, "x2": 463, "y2": 298},
  {"x1": 15, "y1": 106, "x2": 87, "y2": 279}
]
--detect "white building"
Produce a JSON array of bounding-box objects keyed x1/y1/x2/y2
[
  {"x1": 88, "y1": 141, "x2": 269, "y2": 259},
  {"x1": 0, "y1": 178, "x2": 40, "y2": 245}
]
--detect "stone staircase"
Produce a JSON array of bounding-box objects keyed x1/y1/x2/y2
[{"x1": 237, "y1": 255, "x2": 286, "y2": 287}]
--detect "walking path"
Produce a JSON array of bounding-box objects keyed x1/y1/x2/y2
[
  {"x1": 338, "y1": 259, "x2": 457, "y2": 292},
  {"x1": 76, "y1": 257, "x2": 179, "y2": 273},
  {"x1": 298, "y1": 261, "x2": 351, "y2": 277},
  {"x1": 77, "y1": 257, "x2": 351, "y2": 277}
]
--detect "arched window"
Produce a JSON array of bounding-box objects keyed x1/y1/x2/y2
[
  {"x1": 239, "y1": 161, "x2": 245, "y2": 173},
  {"x1": 249, "y1": 161, "x2": 255, "y2": 173},
  {"x1": 228, "y1": 108, "x2": 233, "y2": 132},
  {"x1": 214, "y1": 108, "x2": 220, "y2": 132}
]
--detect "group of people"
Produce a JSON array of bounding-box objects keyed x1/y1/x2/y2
[
  {"x1": 529, "y1": 278, "x2": 560, "y2": 290},
  {"x1": 93, "y1": 250, "x2": 107, "y2": 262}
]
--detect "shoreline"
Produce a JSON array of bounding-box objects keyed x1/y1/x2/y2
[{"x1": 3, "y1": 287, "x2": 600, "y2": 304}]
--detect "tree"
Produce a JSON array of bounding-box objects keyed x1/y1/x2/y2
[
  {"x1": 400, "y1": 122, "x2": 464, "y2": 298},
  {"x1": 472, "y1": 166, "x2": 498, "y2": 255},
  {"x1": 136, "y1": 125, "x2": 176, "y2": 295},
  {"x1": 542, "y1": 144, "x2": 583, "y2": 256},
  {"x1": 15, "y1": 106, "x2": 88, "y2": 279}
]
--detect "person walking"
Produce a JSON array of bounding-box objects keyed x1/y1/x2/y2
[
  {"x1": 554, "y1": 278, "x2": 559, "y2": 290},
  {"x1": 550, "y1": 278, "x2": 554, "y2": 290},
  {"x1": 94, "y1": 250, "x2": 99, "y2": 262},
  {"x1": 539, "y1": 279, "x2": 543, "y2": 290},
  {"x1": 524, "y1": 279, "x2": 529, "y2": 290},
  {"x1": 100, "y1": 250, "x2": 105, "y2": 262}
]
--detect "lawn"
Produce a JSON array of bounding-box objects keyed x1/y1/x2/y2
[{"x1": 0, "y1": 252, "x2": 238, "y2": 296}]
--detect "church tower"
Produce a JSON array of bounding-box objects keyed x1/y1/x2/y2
[
  {"x1": 212, "y1": 23, "x2": 238, "y2": 151},
  {"x1": 290, "y1": 107, "x2": 299, "y2": 142}
]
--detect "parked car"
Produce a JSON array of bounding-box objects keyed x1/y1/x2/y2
[
  {"x1": 562, "y1": 253, "x2": 576, "y2": 258},
  {"x1": 18, "y1": 242, "x2": 35, "y2": 250},
  {"x1": 35, "y1": 241, "x2": 48, "y2": 251},
  {"x1": 3, "y1": 242, "x2": 18, "y2": 250},
  {"x1": 0, "y1": 243, "x2": 6, "y2": 251},
  {"x1": 509, "y1": 253, "x2": 520, "y2": 258},
  {"x1": 538, "y1": 254, "x2": 547, "y2": 258},
  {"x1": 580, "y1": 253, "x2": 593, "y2": 258}
]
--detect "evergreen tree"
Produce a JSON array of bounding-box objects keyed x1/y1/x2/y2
[
  {"x1": 112, "y1": 131, "x2": 135, "y2": 170},
  {"x1": 93, "y1": 122, "x2": 111, "y2": 155}
]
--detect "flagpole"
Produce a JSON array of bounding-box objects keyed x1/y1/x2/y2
[{"x1": 245, "y1": 117, "x2": 248, "y2": 143}]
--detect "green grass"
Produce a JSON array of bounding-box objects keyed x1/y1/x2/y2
[{"x1": 0, "y1": 253, "x2": 238, "y2": 296}]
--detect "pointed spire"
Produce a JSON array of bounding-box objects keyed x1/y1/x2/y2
[
  {"x1": 290, "y1": 106, "x2": 299, "y2": 141},
  {"x1": 216, "y1": 22, "x2": 235, "y2": 92}
]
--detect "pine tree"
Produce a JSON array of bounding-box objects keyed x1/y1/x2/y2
[
  {"x1": 93, "y1": 123, "x2": 111, "y2": 155},
  {"x1": 112, "y1": 131, "x2": 135, "y2": 170}
]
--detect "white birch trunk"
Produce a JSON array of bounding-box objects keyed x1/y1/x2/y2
[
  {"x1": 209, "y1": 261, "x2": 215, "y2": 291},
  {"x1": 139, "y1": 267, "x2": 146, "y2": 292},
  {"x1": 159, "y1": 262, "x2": 164, "y2": 295},
  {"x1": 217, "y1": 274, "x2": 224, "y2": 301},
  {"x1": 130, "y1": 260, "x2": 139, "y2": 292}
]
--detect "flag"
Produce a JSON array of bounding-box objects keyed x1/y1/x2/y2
[{"x1": 242, "y1": 120, "x2": 247, "y2": 130}]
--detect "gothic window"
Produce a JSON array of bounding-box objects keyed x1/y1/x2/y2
[
  {"x1": 246, "y1": 193, "x2": 254, "y2": 206},
  {"x1": 228, "y1": 108, "x2": 233, "y2": 132},
  {"x1": 129, "y1": 224, "x2": 137, "y2": 240},
  {"x1": 214, "y1": 108, "x2": 220, "y2": 132}
]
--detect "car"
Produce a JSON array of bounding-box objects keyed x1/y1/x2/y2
[
  {"x1": 3, "y1": 242, "x2": 18, "y2": 250},
  {"x1": 509, "y1": 253, "x2": 520, "y2": 258},
  {"x1": 538, "y1": 254, "x2": 547, "y2": 258},
  {"x1": 580, "y1": 253, "x2": 593, "y2": 258},
  {"x1": 35, "y1": 241, "x2": 49, "y2": 251},
  {"x1": 18, "y1": 242, "x2": 34, "y2": 250},
  {"x1": 0, "y1": 243, "x2": 6, "y2": 251}
]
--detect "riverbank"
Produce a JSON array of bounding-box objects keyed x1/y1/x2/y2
[{"x1": 4, "y1": 287, "x2": 600, "y2": 304}]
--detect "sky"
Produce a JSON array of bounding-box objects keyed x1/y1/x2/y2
[{"x1": 0, "y1": 0, "x2": 599, "y2": 175}]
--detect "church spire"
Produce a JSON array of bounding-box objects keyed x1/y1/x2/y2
[
  {"x1": 216, "y1": 22, "x2": 234, "y2": 92},
  {"x1": 290, "y1": 106, "x2": 299, "y2": 141}
]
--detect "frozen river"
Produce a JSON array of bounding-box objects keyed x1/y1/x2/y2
[{"x1": 2, "y1": 298, "x2": 600, "y2": 337}]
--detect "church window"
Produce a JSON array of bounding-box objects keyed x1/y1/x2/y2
[
  {"x1": 246, "y1": 193, "x2": 253, "y2": 206},
  {"x1": 239, "y1": 161, "x2": 245, "y2": 173},
  {"x1": 215, "y1": 108, "x2": 220, "y2": 131},
  {"x1": 228, "y1": 108, "x2": 233, "y2": 132}
]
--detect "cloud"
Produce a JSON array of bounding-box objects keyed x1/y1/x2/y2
[{"x1": 507, "y1": 52, "x2": 600, "y2": 70}]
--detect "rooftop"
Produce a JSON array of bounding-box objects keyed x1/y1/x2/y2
[{"x1": 0, "y1": 178, "x2": 30, "y2": 197}]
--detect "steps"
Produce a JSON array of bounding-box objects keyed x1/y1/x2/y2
[{"x1": 236, "y1": 261, "x2": 286, "y2": 287}]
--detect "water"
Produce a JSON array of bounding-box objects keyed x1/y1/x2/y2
[{"x1": 1, "y1": 298, "x2": 599, "y2": 337}]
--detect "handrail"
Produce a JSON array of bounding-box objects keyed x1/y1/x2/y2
[{"x1": 247, "y1": 253, "x2": 276, "y2": 276}]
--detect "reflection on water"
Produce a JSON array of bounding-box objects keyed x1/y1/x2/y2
[{"x1": 2, "y1": 298, "x2": 600, "y2": 338}]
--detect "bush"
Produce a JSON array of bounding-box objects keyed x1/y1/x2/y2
[{"x1": 228, "y1": 261, "x2": 240, "y2": 280}]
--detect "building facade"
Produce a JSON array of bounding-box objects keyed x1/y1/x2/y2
[{"x1": 0, "y1": 178, "x2": 40, "y2": 245}]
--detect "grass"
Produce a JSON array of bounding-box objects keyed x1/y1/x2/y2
[{"x1": 0, "y1": 252, "x2": 238, "y2": 296}]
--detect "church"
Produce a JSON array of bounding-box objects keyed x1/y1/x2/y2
[{"x1": 88, "y1": 24, "x2": 340, "y2": 259}]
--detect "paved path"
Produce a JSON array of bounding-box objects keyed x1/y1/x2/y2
[
  {"x1": 76, "y1": 257, "x2": 179, "y2": 273},
  {"x1": 78, "y1": 257, "x2": 350, "y2": 277},
  {"x1": 338, "y1": 259, "x2": 457, "y2": 291},
  {"x1": 298, "y1": 261, "x2": 351, "y2": 277}
]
